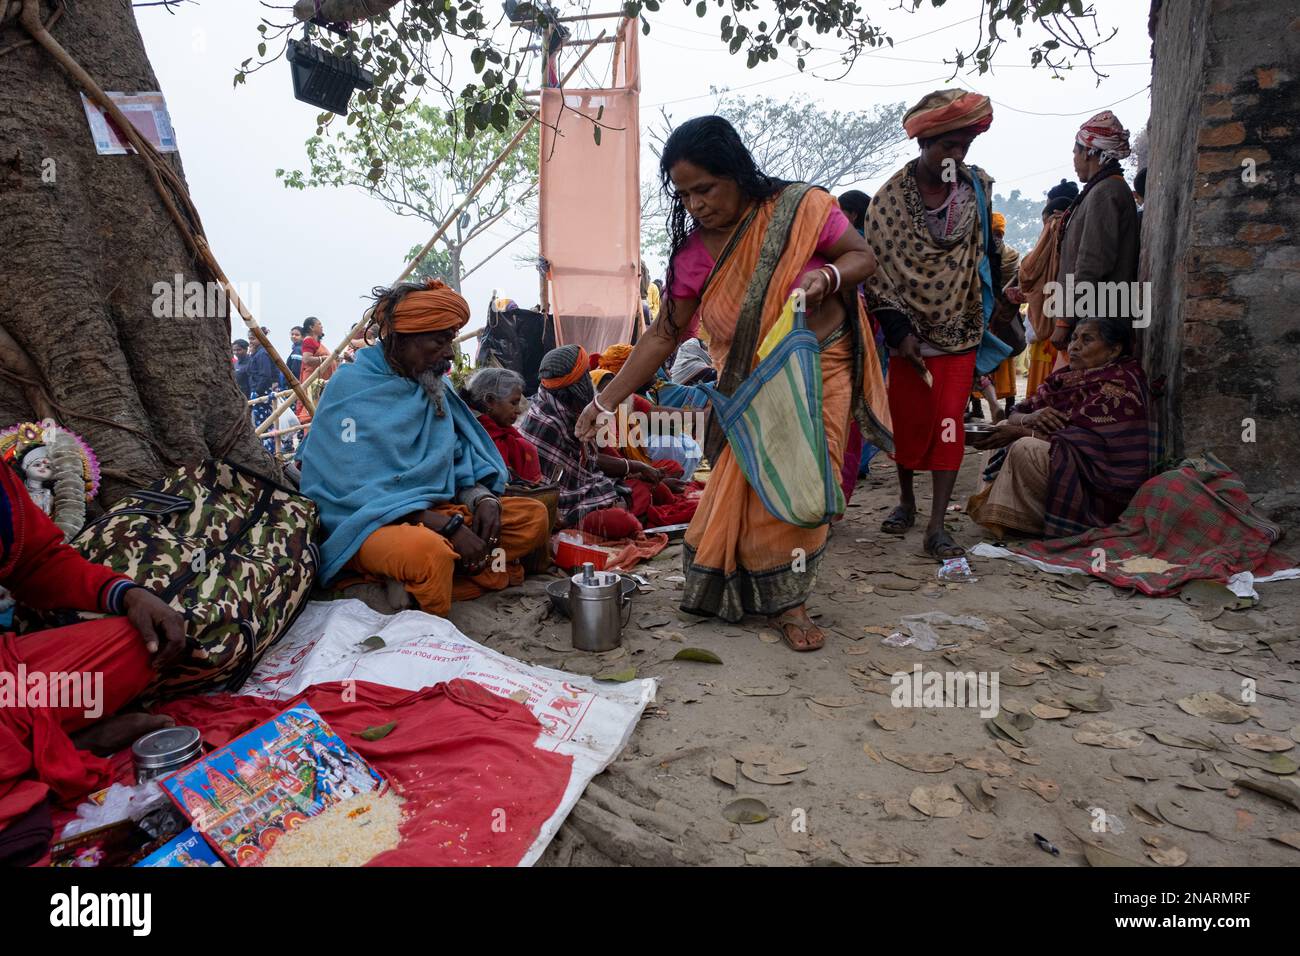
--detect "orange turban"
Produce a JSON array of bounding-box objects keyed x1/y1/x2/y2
[
  {"x1": 590, "y1": 368, "x2": 612, "y2": 389},
  {"x1": 991, "y1": 212, "x2": 1007, "y2": 235},
  {"x1": 599, "y1": 343, "x2": 634, "y2": 375},
  {"x1": 391, "y1": 278, "x2": 470, "y2": 334},
  {"x1": 903, "y1": 89, "x2": 993, "y2": 141}
]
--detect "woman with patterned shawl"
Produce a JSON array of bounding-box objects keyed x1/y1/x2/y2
[
  {"x1": 521, "y1": 346, "x2": 696, "y2": 537},
  {"x1": 861, "y1": 89, "x2": 996, "y2": 560},
  {"x1": 967, "y1": 316, "x2": 1154, "y2": 538},
  {"x1": 574, "y1": 116, "x2": 892, "y2": 652}
]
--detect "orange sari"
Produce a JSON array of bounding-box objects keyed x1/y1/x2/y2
[
  {"x1": 1019, "y1": 214, "x2": 1065, "y2": 394},
  {"x1": 681, "y1": 187, "x2": 891, "y2": 620}
]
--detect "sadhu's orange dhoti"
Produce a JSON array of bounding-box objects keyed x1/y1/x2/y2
[{"x1": 346, "y1": 498, "x2": 549, "y2": 616}]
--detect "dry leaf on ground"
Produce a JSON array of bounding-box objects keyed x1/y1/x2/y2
[
  {"x1": 1031, "y1": 703, "x2": 1071, "y2": 720},
  {"x1": 962, "y1": 754, "x2": 1015, "y2": 777},
  {"x1": 840, "y1": 834, "x2": 901, "y2": 864},
  {"x1": 1073, "y1": 720, "x2": 1145, "y2": 749},
  {"x1": 1020, "y1": 776, "x2": 1060, "y2": 802},
  {"x1": 1233, "y1": 732, "x2": 1294, "y2": 753},
  {"x1": 996, "y1": 740, "x2": 1042, "y2": 765},
  {"x1": 722, "y1": 798, "x2": 770, "y2": 824},
  {"x1": 711, "y1": 756, "x2": 738, "y2": 788},
  {"x1": 1177, "y1": 692, "x2": 1251, "y2": 724},
  {"x1": 909, "y1": 784, "x2": 964, "y2": 818},
  {"x1": 882, "y1": 750, "x2": 956, "y2": 773},
  {"x1": 873, "y1": 710, "x2": 916, "y2": 732},
  {"x1": 741, "y1": 763, "x2": 793, "y2": 785},
  {"x1": 1142, "y1": 835, "x2": 1188, "y2": 866}
]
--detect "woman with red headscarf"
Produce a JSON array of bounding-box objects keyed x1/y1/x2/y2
[{"x1": 1048, "y1": 111, "x2": 1140, "y2": 359}]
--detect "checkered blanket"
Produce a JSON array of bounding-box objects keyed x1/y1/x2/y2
[{"x1": 1007, "y1": 453, "x2": 1296, "y2": 596}]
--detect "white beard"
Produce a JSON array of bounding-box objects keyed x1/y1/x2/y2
[{"x1": 418, "y1": 366, "x2": 449, "y2": 417}]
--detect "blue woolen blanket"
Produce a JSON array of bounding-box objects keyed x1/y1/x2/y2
[{"x1": 297, "y1": 345, "x2": 506, "y2": 582}]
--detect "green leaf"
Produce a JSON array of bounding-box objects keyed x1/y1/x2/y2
[
  {"x1": 257, "y1": 42, "x2": 266, "y2": 58},
  {"x1": 674, "y1": 648, "x2": 722, "y2": 664},
  {"x1": 723, "y1": 797, "x2": 770, "y2": 824},
  {"x1": 695, "y1": 1, "x2": 706, "y2": 15},
  {"x1": 593, "y1": 125, "x2": 601, "y2": 146},
  {"x1": 359, "y1": 721, "x2": 396, "y2": 741},
  {"x1": 595, "y1": 666, "x2": 637, "y2": 682}
]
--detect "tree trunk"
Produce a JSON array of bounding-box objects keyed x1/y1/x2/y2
[{"x1": 0, "y1": 1, "x2": 278, "y2": 505}]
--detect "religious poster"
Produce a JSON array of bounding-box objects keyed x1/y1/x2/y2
[
  {"x1": 80, "y1": 91, "x2": 178, "y2": 155},
  {"x1": 159, "y1": 703, "x2": 384, "y2": 867}
]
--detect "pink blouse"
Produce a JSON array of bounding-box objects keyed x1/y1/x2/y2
[{"x1": 668, "y1": 207, "x2": 851, "y2": 338}]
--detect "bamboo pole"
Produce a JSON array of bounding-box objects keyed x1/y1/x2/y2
[{"x1": 254, "y1": 32, "x2": 608, "y2": 435}]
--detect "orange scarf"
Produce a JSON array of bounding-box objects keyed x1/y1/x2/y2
[{"x1": 1018, "y1": 212, "x2": 1066, "y2": 341}]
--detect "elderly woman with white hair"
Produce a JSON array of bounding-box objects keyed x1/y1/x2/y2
[{"x1": 464, "y1": 367, "x2": 543, "y2": 483}]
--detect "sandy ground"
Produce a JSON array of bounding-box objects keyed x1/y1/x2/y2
[{"x1": 451, "y1": 451, "x2": 1300, "y2": 868}]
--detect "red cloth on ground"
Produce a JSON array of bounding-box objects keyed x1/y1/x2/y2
[
  {"x1": 581, "y1": 507, "x2": 642, "y2": 538},
  {"x1": 155, "y1": 678, "x2": 573, "y2": 867},
  {"x1": 477, "y1": 413, "x2": 544, "y2": 482},
  {"x1": 888, "y1": 351, "x2": 977, "y2": 471},
  {"x1": 0, "y1": 619, "x2": 154, "y2": 832}
]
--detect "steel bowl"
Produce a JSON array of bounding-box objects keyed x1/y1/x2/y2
[{"x1": 546, "y1": 575, "x2": 637, "y2": 618}]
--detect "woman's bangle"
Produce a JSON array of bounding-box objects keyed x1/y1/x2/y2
[
  {"x1": 593, "y1": 394, "x2": 614, "y2": 415},
  {"x1": 622, "y1": 459, "x2": 631, "y2": 477},
  {"x1": 823, "y1": 262, "x2": 842, "y2": 293}
]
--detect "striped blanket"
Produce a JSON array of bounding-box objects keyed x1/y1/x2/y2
[{"x1": 1004, "y1": 453, "x2": 1296, "y2": 596}]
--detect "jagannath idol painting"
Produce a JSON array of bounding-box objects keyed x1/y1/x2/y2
[{"x1": 0, "y1": 418, "x2": 102, "y2": 540}]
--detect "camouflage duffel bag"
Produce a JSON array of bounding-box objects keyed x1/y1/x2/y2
[{"x1": 72, "y1": 458, "x2": 319, "y2": 697}]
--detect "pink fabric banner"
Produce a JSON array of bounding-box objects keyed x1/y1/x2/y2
[{"x1": 539, "y1": 20, "x2": 641, "y2": 353}]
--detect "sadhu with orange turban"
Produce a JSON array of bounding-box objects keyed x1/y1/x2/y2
[
  {"x1": 297, "y1": 277, "x2": 549, "y2": 618},
  {"x1": 860, "y1": 88, "x2": 999, "y2": 560}
]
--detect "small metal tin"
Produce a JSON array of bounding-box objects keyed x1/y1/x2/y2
[{"x1": 132, "y1": 726, "x2": 203, "y2": 783}]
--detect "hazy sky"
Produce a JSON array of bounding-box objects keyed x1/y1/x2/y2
[{"x1": 136, "y1": 1, "x2": 1152, "y2": 353}]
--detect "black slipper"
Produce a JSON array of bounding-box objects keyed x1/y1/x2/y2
[
  {"x1": 924, "y1": 529, "x2": 965, "y2": 560},
  {"x1": 881, "y1": 504, "x2": 917, "y2": 535}
]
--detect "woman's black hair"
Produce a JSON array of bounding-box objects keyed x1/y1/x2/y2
[
  {"x1": 1077, "y1": 316, "x2": 1134, "y2": 357},
  {"x1": 837, "y1": 189, "x2": 871, "y2": 231},
  {"x1": 1047, "y1": 178, "x2": 1079, "y2": 201},
  {"x1": 659, "y1": 116, "x2": 784, "y2": 336}
]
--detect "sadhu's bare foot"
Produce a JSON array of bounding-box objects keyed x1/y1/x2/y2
[
  {"x1": 770, "y1": 606, "x2": 824, "y2": 652},
  {"x1": 72, "y1": 712, "x2": 176, "y2": 757}
]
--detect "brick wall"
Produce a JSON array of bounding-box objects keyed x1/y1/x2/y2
[{"x1": 1143, "y1": 0, "x2": 1300, "y2": 525}]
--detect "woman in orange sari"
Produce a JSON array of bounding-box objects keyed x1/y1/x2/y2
[
  {"x1": 576, "y1": 116, "x2": 891, "y2": 651},
  {"x1": 1005, "y1": 187, "x2": 1076, "y2": 396}
]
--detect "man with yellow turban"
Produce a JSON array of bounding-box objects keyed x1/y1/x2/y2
[{"x1": 297, "y1": 279, "x2": 549, "y2": 616}]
